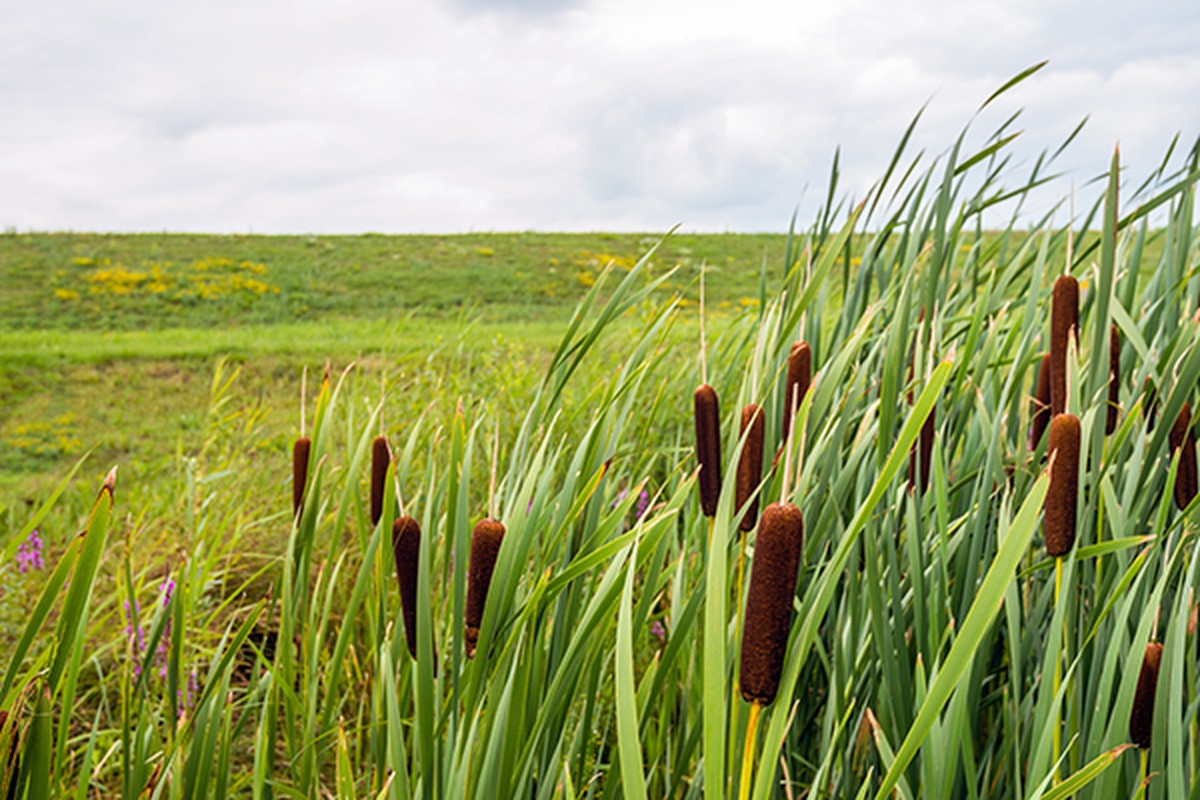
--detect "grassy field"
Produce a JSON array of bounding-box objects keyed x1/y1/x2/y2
[
  {"x1": 0, "y1": 230, "x2": 785, "y2": 502},
  {"x1": 2, "y1": 79, "x2": 1200, "y2": 798}
]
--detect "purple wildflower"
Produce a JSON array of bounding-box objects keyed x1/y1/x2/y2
[
  {"x1": 650, "y1": 620, "x2": 666, "y2": 645},
  {"x1": 15, "y1": 530, "x2": 45, "y2": 574},
  {"x1": 635, "y1": 489, "x2": 649, "y2": 520},
  {"x1": 613, "y1": 487, "x2": 629, "y2": 508}
]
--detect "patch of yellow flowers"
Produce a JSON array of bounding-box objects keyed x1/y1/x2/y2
[{"x1": 57, "y1": 256, "x2": 280, "y2": 302}]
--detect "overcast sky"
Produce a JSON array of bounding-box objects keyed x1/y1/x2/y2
[{"x1": 2, "y1": 0, "x2": 1197, "y2": 234}]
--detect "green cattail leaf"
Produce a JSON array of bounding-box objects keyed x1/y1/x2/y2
[
  {"x1": 614, "y1": 542, "x2": 647, "y2": 800},
  {"x1": 874, "y1": 469, "x2": 1049, "y2": 800},
  {"x1": 1035, "y1": 744, "x2": 1134, "y2": 800},
  {"x1": 19, "y1": 686, "x2": 51, "y2": 800}
]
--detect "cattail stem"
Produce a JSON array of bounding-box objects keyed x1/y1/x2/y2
[
  {"x1": 700, "y1": 263, "x2": 708, "y2": 386},
  {"x1": 1052, "y1": 555, "x2": 1063, "y2": 783},
  {"x1": 739, "y1": 702, "x2": 761, "y2": 800}
]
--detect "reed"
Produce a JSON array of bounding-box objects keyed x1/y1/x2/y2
[
  {"x1": 739, "y1": 502, "x2": 804, "y2": 705},
  {"x1": 1129, "y1": 641, "x2": 1163, "y2": 749},
  {"x1": 1044, "y1": 413, "x2": 1080, "y2": 557},
  {"x1": 1168, "y1": 402, "x2": 1197, "y2": 510},
  {"x1": 694, "y1": 383, "x2": 722, "y2": 518},
  {"x1": 1031, "y1": 354, "x2": 1052, "y2": 449},
  {"x1": 464, "y1": 518, "x2": 505, "y2": 658},
  {"x1": 292, "y1": 437, "x2": 311, "y2": 517},
  {"x1": 392, "y1": 515, "x2": 432, "y2": 661},
  {"x1": 1049, "y1": 275, "x2": 1078, "y2": 417},
  {"x1": 736, "y1": 404, "x2": 766, "y2": 532},
  {"x1": 1106, "y1": 324, "x2": 1120, "y2": 435},
  {"x1": 370, "y1": 435, "x2": 391, "y2": 527}
]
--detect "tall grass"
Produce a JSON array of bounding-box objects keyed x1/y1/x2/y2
[{"x1": 3, "y1": 67, "x2": 1200, "y2": 798}]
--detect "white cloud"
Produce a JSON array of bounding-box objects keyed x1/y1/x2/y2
[{"x1": 0, "y1": 0, "x2": 1196, "y2": 232}]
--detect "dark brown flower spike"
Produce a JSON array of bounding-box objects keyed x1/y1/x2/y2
[
  {"x1": 694, "y1": 384, "x2": 722, "y2": 518},
  {"x1": 1031, "y1": 354, "x2": 1052, "y2": 449},
  {"x1": 1106, "y1": 324, "x2": 1120, "y2": 435},
  {"x1": 292, "y1": 437, "x2": 311, "y2": 517},
  {"x1": 1049, "y1": 274, "x2": 1079, "y2": 417},
  {"x1": 1169, "y1": 402, "x2": 1197, "y2": 510},
  {"x1": 1129, "y1": 641, "x2": 1163, "y2": 749},
  {"x1": 907, "y1": 407, "x2": 936, "y2": 495},
  {"x1": 465, "y1": 518, "x2": 505, "y2": 658},
  {"x1": 782, "y1": 342, "x2": 812, "y2": 442},
  {"x1": 1044, "y1": 413, "x2": 1081, "y2": 557},
  {"x1": 392, "y1": 515, "x2": 436, "y2": 665},
  {"x1": 736, "y1": 404, "x2": 766, "y2": 532},
  {"x1": 739, "y1": 502, "x2": 804, "y2": 706},
  {"x1": 370, "y1": 435, "x2": 391, "y2": 526}
]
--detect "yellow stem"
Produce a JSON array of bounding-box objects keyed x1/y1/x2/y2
[
  {"x1": 739, "y1": 703, "x2": 762, "y2": 800},
  {"x1": 1140, "y1": 748, "x2": 1148, "y2": 794},
  {"x1": 1052, "y1": 556, "x2": 1063, "y2": 784},
  {"x1": 736, "y1": 529, "x2": 746, "y2": 610},
  {"x1": 707, "y1": 516, "x2": 715, "y2": 549}
]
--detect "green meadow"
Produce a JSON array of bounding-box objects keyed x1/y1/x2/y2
[{"x1": 2, "y1": 75, "x2": 1200, "y2": 798}]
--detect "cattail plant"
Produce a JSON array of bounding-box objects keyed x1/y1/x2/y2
[
  {"x1": 1030, "y1": 354, "x2": 1052, "y2": 449},
  {"x1": 392, "y1": 515, "x2": 435, "y2": 664},
  {"x1": 292, "y1": 437, "x2": 311, "y2": 517},
  {"x1": 1044, "y1": 413, "x2": 1081, "y2": 557},
  {"x1": 736, "y1": 404, "x2": 765, "y2": 532},
  {"x1": 738, "y1": 500, "x2": 803, "y2": 800},
  {"x1": 1168, "y1": 402, "x2": 1197, "y2": 510},
  {"x1": 781, "y1": 341, "x2": 811, "y2": 443},
  {"x1": 370, "y1": 435, "x2": 391, "y2": 527},
  {"x1": 694, "y1": 384, "x2": 722, "y2": 518},
  {"x1": 1049, "y1": 274, "x2": 1078, "y2": 417},
  {"x1": 464, "y1": 518, "x2": 505, "y2": 658},
  {"x1": 739, "y1": 502, "x2": 804, "y2": 704},
  {"x1": 1106, "y1": 324, "x2": 1120, "y2": 435},
  {"x1": 1129, "y1": 641, "x2": 1163, "y2": 750}
]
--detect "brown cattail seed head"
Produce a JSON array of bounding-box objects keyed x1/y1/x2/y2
[
  {"x1": 1044, "y1": 413, "x2": 1081, "y2": 557},
  {"x1": 1106, "y1": 324, "x2": 1120, "y2": 435},
  {"x1": 1129, "y1": 641, "x2": 1163, "y2": 749},
  {"x1": 907, "y1": 407, "x2": 936, "y2": 495},
  {"x1": 782, "y1": 342, "x2": 812, "y2": 441},
  {"x1": 370, "y1": 435, "x2": 391, "y2": 526},
  {"x1": 736, "y1": 404, "x2": 766, "y2": 532},
  {"x1": 1031, "y1": 354, "x2": 1052, "y2": 449},
  {"x1": 694, "y1": 383, "x2": 722, "y2": 517},
  {"x1": 292, "y1": 437, "x2": 311, "y2": 517},
  {"x1": 1049, "y1": 274, "x2": 1079, "y2": 416},
  {"x1": 740, "y1": 502, "x2": 804, "y2": 706},
  {"x1": 465, "y1": 518, "x2": 505, "y2": 658},
  {"x1": 1169, "y1": 402, "x2": 1197, "y2": 510},
  {"x1": 392, "y1": 516, "x2": 430, "y2": 661}
]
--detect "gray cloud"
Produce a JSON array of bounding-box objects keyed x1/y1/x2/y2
[{"x1": 0, "y1": 0, "x2": 1196, "y2": 233}]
